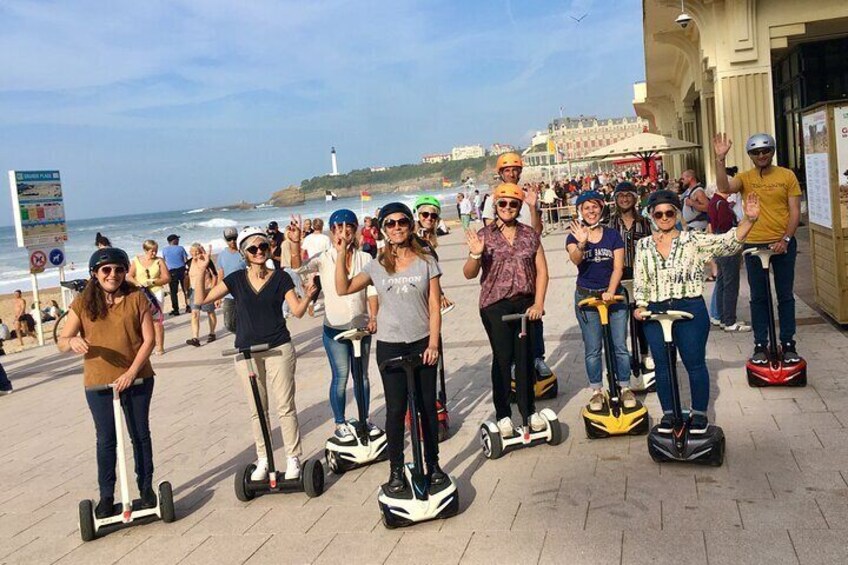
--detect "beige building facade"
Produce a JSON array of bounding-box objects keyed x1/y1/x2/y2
[
  {"x1": 548, "y1": 115, "x2": 649, "y2": 160},
  {"x1": 635, "y1": 0, "x2": 848, "y2": 185}
]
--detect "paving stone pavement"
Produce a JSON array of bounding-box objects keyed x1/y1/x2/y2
[{"x1": 2, "y1": 225, "x2": 848, "y2": 565}]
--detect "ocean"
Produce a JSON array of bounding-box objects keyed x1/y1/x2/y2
[{"x1": 0, "y1": 187, "x2": 484, "y2": 294}]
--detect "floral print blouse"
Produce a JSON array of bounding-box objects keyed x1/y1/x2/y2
[
  {"x1": 633, "y1": 228, "x2": 743, "y2": 307},
  {"x1": 479, "y1": 222, "x2": 540, "y2": 309}
]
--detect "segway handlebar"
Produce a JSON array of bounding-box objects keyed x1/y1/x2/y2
[
  {"x1": 60, "y1": 279, "x2": 89, "y2": 293},
  {"x1": 333, "y1": 328, "x2": 371, "y2": 342},
  {"x1": 440, "y1": 303, "x2": 456, "y2": 316},
  {"x1": 743, "y1": 246, "x2": 776, "y2": 270},
  {"x1": 85, "y1": 378, "x2": 146, "y2": 392},
  {"x1": 222, "y1": 344, "x2": 271, "y2": 357},
  {"x1": 642, "y1": 310, "x2": 693, "y2": 343},
  {"x1": 378, "y1": 354, "x2": 422, "y2": 373},
  {"x1": 577, "y1": 295, "x2": 626, "y2": 309},
  {"x1": 501, "y1": 311, "x2": 544, "y2": 322}
]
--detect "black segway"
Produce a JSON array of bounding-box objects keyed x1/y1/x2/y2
[
  {"x1": 377, "y1": 354, "x2": 459, "y2": 528},
  {"x1": 325, "y1": 328, "x2": 388, "y2": 474},
  {"x1": 78, "y1": 379, "x2": 175, "y2": 541},
  {"x1": 743, "y1": 247, "x2": 807, "y2": 386},
  {"x1": 223, "y1": 345, "x2": 324, "y2": 500},
  {"x1": 620, "y1": 279, "x2": 655, "y2": 392},
  {"x1": 644, "y1": 311, "x2": 725, "y2": 466},
  {"x1": 480, "y1": 313, "x2": 563, "y2": 459},
  {"x1": 406, "y1": 303, "x2": 453, "y2": 442}
]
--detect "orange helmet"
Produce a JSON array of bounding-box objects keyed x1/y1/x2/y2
[
  {"x1": 496, "y1": 152, "x2": 523, "y2": 171},
  {"x1": 493, "y1": 183, "x2": 524, "y2": 202}
]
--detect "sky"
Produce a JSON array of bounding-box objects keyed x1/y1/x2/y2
[{"x1": 0, "y1": 0, "x2": 645, "y2": 224}]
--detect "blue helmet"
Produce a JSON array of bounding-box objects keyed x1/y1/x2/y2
[
  {"x1": 377, "y1": 202, "x2": 414, "y2": 228},
  {"x1": 329, "y1": 208, "x2": 358, "y2": 227},
  {"x1": 614, "y1": 181, "x2": 637, "y2": 195},
  {"x1": 575, "y1": 190, "x2": 605, "y2": 208}
]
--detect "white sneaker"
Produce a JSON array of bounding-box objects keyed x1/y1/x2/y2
[
  {"x1": 334, "y1": 424, "x2": 354, "y2": 441},
  {"x1": 723, "y1": 321, "x2": 751, "y2": 332},
  {"x1": 529, "y1": 413, "x2": 546, "y2": 432},
  {"x1": 588, "y1": 390, "x2": 605, "y2": 412},
  {"x1": 620, "y1": 388, "x2": 637, "y2": 409},
  {"x1": 285, "y1": 456, "x2": 301, "y2": 480},
  {"x1": 367, "y1": 421, "x2": 382, "y2": 437},
  {"x1": 251, "y1": 458, "x2": 269, "y2": 481},
  {"x1": 644, "y1": 356, "x2": 655, "y2": 371},
  {"x1": 710, "y1": 317, "x2": 722, "y2": 327},
  {"x1": 497, "y1": 417, "x2": 514, "y2": 437}
]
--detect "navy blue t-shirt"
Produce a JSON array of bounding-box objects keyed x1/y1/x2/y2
[
  {"x1": 566, "y1": 226, "x2": 624, "y2": 291},
  {"x1": 224, "y1": 269, "x2": 295, "y2": 350}
]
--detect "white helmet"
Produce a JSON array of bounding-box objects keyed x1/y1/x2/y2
[
  {"x1": 745, "y1": 133, "x2": 776, "y2": 153},
  {"x1": 236, "y1": 226, "x2": 268, "y2": 253}
]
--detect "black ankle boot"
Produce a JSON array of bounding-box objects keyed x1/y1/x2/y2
[
  {"x1": 95, "y1": 497, "x2": 115, "y2": 519},
  {"x1": 387, "y1": 464, "x2": 406, "y2": 493},
  {"x1": 427, "y1": 463, "x2": 447, "y2": 486},
  {"x1": 140, "y1": 488, "x2": 157, "y2": 509}
]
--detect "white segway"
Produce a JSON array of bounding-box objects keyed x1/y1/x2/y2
[
  {"x1": 78, "y1": 379, "x2": 175, "y2": 542},
  {"x1": 480, "y1": 312, "x2": 563, "y2": 460},
  {"x1": 377, "y1": 354, "x2": 459, "y2": 528},
  {"x1": 620, "y1": 279, "x2": 655, "y2": 392},
  {"x1": 325, "y1": 328, "x2": 388, "y2": 474}
]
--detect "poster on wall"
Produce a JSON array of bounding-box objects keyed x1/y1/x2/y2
[
  {"x1": 7, "y1": 170, "x2": 68, "y2": 248},
  {"x1": 802, "y1": 109, "x2": 832, "y2": 229},
  {"x1": 835, "y1": 105, "x2": 848, "y2": 230}
]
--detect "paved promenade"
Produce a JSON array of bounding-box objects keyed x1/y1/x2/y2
[{"x1": 2, "y1": 226, "x2": 848, "y2": 565}]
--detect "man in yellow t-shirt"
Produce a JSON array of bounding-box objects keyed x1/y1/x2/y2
[{"x1": 713, "y1": 132, "x2": 802, "y2": 366}]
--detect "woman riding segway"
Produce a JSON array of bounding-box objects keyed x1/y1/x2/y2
[
  {"x1": 463, "y1": 183, "x2": 551, "y2": 440},
  {"x1": 335, "y1": 202, "x2": 450, "y2": 494},
  {"x1": 567, "y1": 191, "x2": 648, "y2": 437},
  {"x1": 299, "y1": 208, "x2": 386, "y2": 471},
  {"x1": 189, "y1": 225, "x2": 317, "y2": 484},
  {"x1": 57, "y1": 248, "x2": 171, "y2": 530},
  {"x1": 633, "y1": 190, "x2": 760, "y2": 434}
]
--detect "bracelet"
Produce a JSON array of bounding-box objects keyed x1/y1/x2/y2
[{"x1": 469, "y1": 252, "x2": 482, "y2": 260}]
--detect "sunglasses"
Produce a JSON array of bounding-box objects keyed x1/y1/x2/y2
[
  {"x1": 99, "y1": 265, "x2": 127, "y2": 276},
  {"x1": 383, "y1": 217, "x2": 411, "y2": 229},
  {"x1": 748, "y1": 148, "x2": 773, "y2": 156},
  {"x1": 496, "y1": 199, "x2": 521, "y2": 210},
  {"x1": 652, "y1": 210, "x2": 677, "y2": 220},
  {"x1": 145, "y1": 269, "x2": 151, "y2": 279},
  {"x1": 224, "y1": 236, "x2": 237, "y2": 242},
  {"x1": 419, "y1": 211, "x2": 439, "y2": 220},
  {"x1": 245, "y1": 242, "x2": 270, "y2": 255}
]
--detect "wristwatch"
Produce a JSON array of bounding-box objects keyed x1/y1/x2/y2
[{"x1": 782, "y1": 236, "x2": 791, "y2": 243}]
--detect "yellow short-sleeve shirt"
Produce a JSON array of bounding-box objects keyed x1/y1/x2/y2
[{"x1": 737, "y1": 165, "x2": 801, "y2": 244}]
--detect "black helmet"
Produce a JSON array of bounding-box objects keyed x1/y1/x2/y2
[
  {"x1": 646, "y1": 190, "x2": 681, "y2": 212},
  {"x1": 614, "y1": 181, "x2": 637, "y2": 195},
  {"x1": 88, "y1": 247, "x2": 130, "y2": 273},
  {"x1": 377, "y1": 202, "x2": 414, "y2": 229}
]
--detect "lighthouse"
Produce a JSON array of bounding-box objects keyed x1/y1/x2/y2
[{"x1": 330, "y1": 147, "x2": 339, "y2": 176}]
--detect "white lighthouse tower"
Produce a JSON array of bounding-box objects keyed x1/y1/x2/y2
[{"x1": 330, "y1": 147, "x2": 339, "y2": 176}]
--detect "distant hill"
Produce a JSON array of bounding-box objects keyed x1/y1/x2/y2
[{"x1": 268, "y1": 155, "x2": 499, "y2": 206}]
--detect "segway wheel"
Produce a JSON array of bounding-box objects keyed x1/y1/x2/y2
[
  {"x1": 791, "y1": 370, "x2": 807, "y2": 388},
  {"x1": 539, "y1": 378, "x2": 558, "y2": 400},
  {"x1": 547, "y1": 419, "x2": 564, "y2": 446},
  {"x1": 631, "y1": 415, "x2": 650, "y2": 436},
  {"x1": 78, "y1": 500, "x2": 96, "y2": 542},
  {"x1": 302, "y1": 459, "x2": 325, "y2": 498},
  {"x1": 647, "y1": 441, "x2": 668, "y2": 463},
  {"x1": 235, "y1": 465, "x2": 256, "y2": 502},
  {"x1": 709, "y1": 436, "x2": 726, "y2": 467},
  {"x1": 584, "y1": 419, "x2": 608, "y2": 440},
  {"x1": 325, "y1": 449, "x2": 344, "y2": 475},
  {"x1": 480, "y1": 425, "x2": 504, "y2": 460},
  {"x1": 747, "y1": 372, "x2": 767, "y2": 387},
  {"x1": 440, "y1": 491, "x2": 460, "y2": 520},
  {"x1": 379, "y1": 501, "x2": 406, "y2": 529},
  {"x1": 159, "y1": 481, "x2": 176, "y2": 523}
]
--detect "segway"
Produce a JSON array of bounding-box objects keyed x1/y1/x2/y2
[
  {"x1": 78, "y1": 379, "x2": 175, "y2": 542},
  {"x1": 620, "y1": 279, "x2": 655, "y2": 392},
  {"x1": 743, "y1": 247, "x2": 807, "y2": 387},
  {"x1": 578, "y1": 296, "x2": 649, "y2": 439},
  {"x1": 406, "y1": 303, "x2": 453, "y2": 442},
  {"x1": 480, "y1": 313, "x2": 563, "y2": 460},
  {"x1": 377, "y1": 354, "x2": 459, "y2": 528},
  {"x1": 644, "y1": 311, "x2": 725, "y2": 466},
  {"x1": 507, "y1": 310, "x2": 558, "y2": 401},
  {"x1": 224, "y1": 345, "x2": 324, "y2": 500},
  {"x1": 325, "y1": 328, "x2": 388, "y2": 474}
]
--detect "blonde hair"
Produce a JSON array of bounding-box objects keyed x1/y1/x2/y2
[
  {"x1": 142, "y1": 239, "x2": 158, "y2": 251},
  {"x1": 189, "y1": 242, "x2": 204, "y2": 254}
]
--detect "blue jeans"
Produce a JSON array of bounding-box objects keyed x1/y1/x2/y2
[
  {"x1": 744, "y1": 239, "x2": 797, "y2": 345},
  {"x1": 714, "y1": 254, "x2": 742, "y2": 326},
  {"x1": 322, "y1": 325, "x2": 372, "y2": 425},
  {"x1": 533, "y1": 319, "x2": 546, "y2": 360},
  {"x1": 574, "y1": 290, "x2": 631, "y2": 389},
  {"x1": 85, "y1": 378, "x2": 155, "y2": 500},
  {"x1": 0, "y1": 361, "x2": 11, "y2": 391},
  {"x1": 642, "y1": 298, "x2": 710, "y2": 414}
]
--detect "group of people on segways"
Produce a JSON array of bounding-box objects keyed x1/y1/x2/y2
[{"x1": 55, "y1": 133, "x2": 807, "y2": 538}]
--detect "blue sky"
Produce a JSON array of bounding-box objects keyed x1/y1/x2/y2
[{"x1": 0, "y1": 0, "x2": 645, "y2": 223}]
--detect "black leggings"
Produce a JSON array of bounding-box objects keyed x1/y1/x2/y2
[
  {"x1": 480, "y1": 296, "x2": 536, "y2": 423},
  {"x1": 376, "y1": 338, "x2": 439, "y2": 467}
]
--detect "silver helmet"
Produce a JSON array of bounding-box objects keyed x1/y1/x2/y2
[{"x1": 745, "y1": 133, "x2": 776, "y2": 153}]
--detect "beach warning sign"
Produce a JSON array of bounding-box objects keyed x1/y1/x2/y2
[{"x1": 29, "y1": 249, "x2": 47, "y2": 273}]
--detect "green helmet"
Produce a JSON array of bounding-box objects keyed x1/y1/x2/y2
[{"x1": 413, "y1": 195, "x2": 441, "y2": 214}]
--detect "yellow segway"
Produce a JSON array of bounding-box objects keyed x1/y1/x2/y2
[{"x1": 578, "y1": 295, "x2": 649, "y2": 439}]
